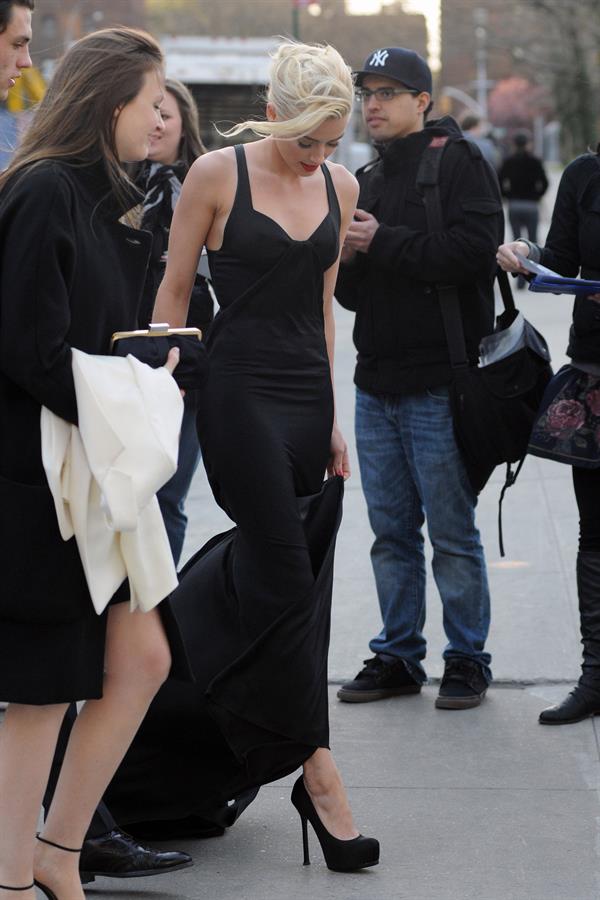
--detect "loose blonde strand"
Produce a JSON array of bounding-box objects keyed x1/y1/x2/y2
[{"x1": 221, "y1": 41, "x2": 354, "y2": 141}]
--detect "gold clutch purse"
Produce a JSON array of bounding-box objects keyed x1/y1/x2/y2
[{"x1": 110, "y1": 323, "x2": 202, "y2": 352}]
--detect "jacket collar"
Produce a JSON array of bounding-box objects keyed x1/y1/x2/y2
[
  {"x1": 67, "y1": 159, "x2": 142, "y2": 220},
  {"x1": 375, "y1": 115, "x2": 463, "y2": 173}
]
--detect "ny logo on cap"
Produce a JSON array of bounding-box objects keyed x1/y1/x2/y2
[{"x1": 369, "y1": 49, "x2": 389, "y2": 67}]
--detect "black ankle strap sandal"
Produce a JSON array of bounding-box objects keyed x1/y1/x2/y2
[
  {"x1": 0, "y1": 885, "x2": 34, "y2": 892},
  {"x1": 35, "y1": 834, "x2": 82, "y2": 853}
]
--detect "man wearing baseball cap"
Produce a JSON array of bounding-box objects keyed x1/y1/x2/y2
[{"x1": 335, "y1": 47, "x2": 503, "y2": 709}]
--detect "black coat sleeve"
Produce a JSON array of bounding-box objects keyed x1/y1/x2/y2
[
  {"x1": 366, "y1": 144, "x2": 503, "y2": 283},
  {"x1": 539, "y1": 160, "x2": 584, "y2": 277},
  {"x1": 335, "y1": 253, "x2": 369, "y2": 311},
  {"x1": 498, "y1": 158, "x2": 510, "y2": 198},
  {"x1": 534, "y1": 158, "x2": 549, "y2": 198},
  {"x1": 0, "y1": 169, "x2": 78, "y2": 423}
]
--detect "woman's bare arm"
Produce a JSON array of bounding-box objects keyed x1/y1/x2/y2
[
  {"x1": 323, "y1": 163, "x2": 359, "y2": 477},
  {"x1": 152, "y1": 151, "x2": 232, "y2": 326}
]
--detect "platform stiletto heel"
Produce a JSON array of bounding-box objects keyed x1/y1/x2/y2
[
  {"x1": 299, "y1": 813, "x2": 310, "y2": 865},
  {"x1": 290, "y1": 776, "x2": 380, "y2": 872},
  {"x1": 34, "y1": 834, "x2": 83, "y2": 899}
]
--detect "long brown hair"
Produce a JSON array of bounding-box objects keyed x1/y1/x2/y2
[
  {"x1": 164, "y1": 78, "x2": 206, "y2": 172},
  {"x1": 0, "y1": 27, "x2": 163, "y2": 207}
]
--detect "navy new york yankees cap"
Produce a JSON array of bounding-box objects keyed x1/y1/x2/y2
[{"x1": 354, "y1": 47, "x2": 432, "y2": 95}]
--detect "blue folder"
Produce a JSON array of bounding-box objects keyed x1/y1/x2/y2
[{"x1": 528, "y1": 274, "x2": 600, "y2": 296}]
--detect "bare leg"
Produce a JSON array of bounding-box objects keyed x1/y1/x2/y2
[
  {"x1": 34, "y1": 603, "x2": 171, "y2": 898},
  {"x1": 302, "y1": 748, "x2": 359, "y2": 840},
  {"x1": 0, "y1": 702, "x2": 68, "y2": 898}
]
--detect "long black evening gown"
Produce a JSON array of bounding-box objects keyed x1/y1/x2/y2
[{"x1": 105, "y1": 144, "x2": 344, "y2": 830}]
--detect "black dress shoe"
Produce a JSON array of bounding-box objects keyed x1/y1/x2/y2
[
  {"x1": 79, "y1": 829, "x2": 193, "y2": 884},
  {"x1": 539, "y1": 685, "x2": 600, "y2": 725}
]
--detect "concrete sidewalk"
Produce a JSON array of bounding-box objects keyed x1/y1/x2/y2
[
  {"x1": 87, "y1": 685, "x2": 600, "y2": 900},
  {"x1": 86, "y1": 275, "x2": 600, "y2": 898}
]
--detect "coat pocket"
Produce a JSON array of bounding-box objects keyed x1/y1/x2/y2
[{"x1": 0, "y1": 473, "x2": 90, "y2": 624}]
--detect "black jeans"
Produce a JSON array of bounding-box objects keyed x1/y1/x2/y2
[
  {"x1": 573, "y1": 467, "x2": 600, "y2": 552},
  {"x1": 43, "y1": 704, "x2": 116, "y2": 839}
]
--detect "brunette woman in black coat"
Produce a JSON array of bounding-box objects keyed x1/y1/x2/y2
[
  {"x1": 0, "y1": 29, "x2": 184, "y2": 899},
  {"x1": 498, "y1": 149, "x2": 600, "y2": 726}
]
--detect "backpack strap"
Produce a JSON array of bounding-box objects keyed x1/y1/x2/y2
[
  {"x1": 416, "y1": 136, "x2": 469, "y2": 370},
  {"x1": 418, "y1": 135, "x2": 525, "y2": 551},
  {"x1": 497, "y1": 458, "x2": 526, "y2": 557},
  {"x1": 416, "y1": 137, "x2": 516, "y2": 366}
]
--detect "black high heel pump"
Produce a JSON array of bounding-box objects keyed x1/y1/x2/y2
[
  {"x1": 290, "y1": 776, "x2": 379, "y2": 872},
  {"x1": 33, "y1": 834, "x2": 83, "y2": 899}
]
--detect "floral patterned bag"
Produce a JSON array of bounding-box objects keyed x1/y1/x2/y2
[{"x1": 528, "y1": 365, "x2": 600, "y2": 468}]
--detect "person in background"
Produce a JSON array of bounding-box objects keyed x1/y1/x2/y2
[
  {"x1": 497, "y1": 143, "x2": 600, "y2": 727},
  {"x1": 0, "y1": 26, "x2": 192, "y2": 899},
  {"x1": 138, "y1": 77, "x2": 213, "y2": 565},
  {"x1": 461, "y1": 113, "x2": 500, "y2": 170},
  {"x1": 498, "y1": 130, "x2": 548, "y2": 288},
  {"x1": 335, "y1": 47, "x2": 502, "y2": 711}
]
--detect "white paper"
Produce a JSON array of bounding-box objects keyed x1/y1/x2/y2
[{"x1": 514, "y1": 251, "x2": 560, "y2": 278}]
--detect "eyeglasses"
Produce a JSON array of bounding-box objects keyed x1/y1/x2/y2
[{"x1": 355, "y1": 87, "x2": 419, "y2": 103}]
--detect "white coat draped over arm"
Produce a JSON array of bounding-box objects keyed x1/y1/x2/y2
[{"x1": 41, "y1": 349, "x2": 184, "y2": 614}]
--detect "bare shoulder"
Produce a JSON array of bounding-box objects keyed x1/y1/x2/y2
[
  {"x1": 326, "y1": 160, "x2": 359, "y2": 210},
  {"x1": 185, "y1": 146, "x2": 237, "y2": 195}
]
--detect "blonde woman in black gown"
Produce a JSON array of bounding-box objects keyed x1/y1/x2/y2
[{"x1": 119, "y1": 41, "x2": 380, "y2": 872}]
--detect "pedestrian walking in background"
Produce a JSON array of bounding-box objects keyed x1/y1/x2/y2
[
  {"x1": 499, "y1": 130, "x2": 548, "y2": 288},
  {"x1": 335, "y1": 47, "x2": 503, "y2": 710},
  {"x1": 461, "y1": 113, "x2": 501, "y2": 170},
  {"x1": 497, "y1": 144, "x2": 600, "y2": 726},
  {"x1": 0, "y1": 25, "x2": 195, "y2": 899}
]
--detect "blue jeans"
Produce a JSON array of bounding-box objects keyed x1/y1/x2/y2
[
  {"x1": 355, "y1": 386, "x2": 492, "y2": 683},
  {"x1": 158, "y1": 394, "x2": 201, "y2": 567}
]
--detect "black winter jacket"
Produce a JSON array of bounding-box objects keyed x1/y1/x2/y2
[
  {"x1": 533, "y1": 153, "x2": 600, "y2": 365},
  {"x1": 498, "y1": 150, "x2": 548, "y2": 202},
  {"x1": 335, "y1": 116, "x2": 503, "y2": 395},
  {"x1": 0, "y1": 159, "x2": 151, "y2": 485}
]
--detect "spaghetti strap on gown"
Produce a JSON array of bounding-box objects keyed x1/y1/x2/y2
[{"x1": 105, "y1": 145, "x2": 344, "y2": 828}]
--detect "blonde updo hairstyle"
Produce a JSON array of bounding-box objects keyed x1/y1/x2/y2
[{"x1": 225, "y1": 41, "x2": 353, "y2": 140}]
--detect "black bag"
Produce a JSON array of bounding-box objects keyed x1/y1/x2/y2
[
  {"x1": 111, "y1": 324, "x2": 209, "y2": 390},
  {"x1": 442, "y1": 271, "x2": 552, "y2": 493},
  {"x1": 417, "y1": 134, "x2": 553, "y2": 551}
]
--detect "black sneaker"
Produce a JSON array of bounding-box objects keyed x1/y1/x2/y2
[
  {"x1": 435, "y1": 658, "x2": 489, "y2": 710},
  {"x1": 337, "y1": 655, "x2": 422, "y2": 703}
]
